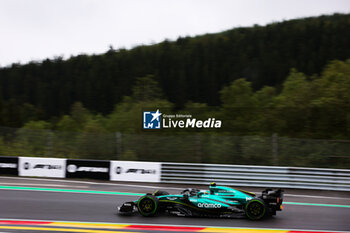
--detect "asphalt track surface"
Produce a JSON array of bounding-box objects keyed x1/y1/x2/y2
[{"x1": 0, "y1": 177, "x2": 349, "y2": 232}]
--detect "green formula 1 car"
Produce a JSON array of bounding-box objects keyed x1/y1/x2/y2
[{"x1": 118, "y1": 183, "x2": 283, "y2": 220}]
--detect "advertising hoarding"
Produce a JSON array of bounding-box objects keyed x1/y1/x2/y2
[
  {"x1": 0, "y1": 156, "x2": 18, "y2": 175},
  {"x1": 110, "y1": 161, "x2": 161, "y2": 182},
  {"x1": 66, "y1": 159, "x2": 110, "y2": 180},
  {"x1": 19, "y1": 157, "x2": 66, "y2": 178}
]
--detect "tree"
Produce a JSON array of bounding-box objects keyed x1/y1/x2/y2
[
  {"x1": 131, "y1": 75, "x2": 164, "y2": 102},
  {"x1": 76, "y1": 117, "x2": 114, "y2": 160},
  {"x1": 220, "y1": 78, "x2": 257, "y2": 134},
  {"x1": 70, "y1": 102, "x2": 92, "y2": 130},
  {"x1": 309, "y1": 59, "x2": 350, "y2": 138},
  {"x1": 14, "y1": 121, "x2": 52, "y2": 157},
  {"x1": 1, "y1": 13, "x2": 349, "y2": 121},
  {"x1": 56, "y1": 115, "x2": 78, "y2": 131}
]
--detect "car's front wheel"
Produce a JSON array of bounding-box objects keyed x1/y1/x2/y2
[
  {"x1": 137, "y1": 195, "x2": 159, "y2": 217},
  {"x1": 245, "y1": 198, "x2": 266, "y2": 220}
]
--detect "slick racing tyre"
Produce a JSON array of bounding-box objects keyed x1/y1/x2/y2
[
  {"x1": 137, "y1": 195, "x2": 159, "y2": 217},
  {"x1": 153, "y1": 190, "x2": 169, "y2": 196},
  {"x1": 245, "y1": 198, "x2": 266, "y2": 220}
]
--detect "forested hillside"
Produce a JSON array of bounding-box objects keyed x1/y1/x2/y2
[
  {"x1": 0, "y1": 13, "x2": 350, "y2": 127},
  {"x1": 1, "y1": 58, "x2": 349, "y2": 167}
]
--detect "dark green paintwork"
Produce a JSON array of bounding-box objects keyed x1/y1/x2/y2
[{"x1": 137, "y1": 185, "x2": 255, "y2": 210}]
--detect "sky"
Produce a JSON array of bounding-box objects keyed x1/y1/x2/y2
[{"x1": 0, "y1": 0, "x2": 349, "y2": 67}]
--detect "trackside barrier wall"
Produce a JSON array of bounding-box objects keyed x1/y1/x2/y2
[
  {"x1": 0, "y1": 156, "x2": 349, "y2": 191},
  {"x1": 161, "y1": 162, "x2": 350, "y2": 191},
  {"x1": 0, "y1": 156, "x2": 162, "y2": 182}
]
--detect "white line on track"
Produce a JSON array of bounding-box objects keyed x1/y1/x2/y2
[
  {"x1": 284, "y1": 194, "x2": 350, "y2": 200},
  {"x1": 0, "y1": 187, "x2": 139, "y2": 196},
  {"x1": 1, "y1": 176, "x2": 349, "y2": 200},
  {"x1": 0, "y1": 176, "x2": 184, "y2": 190},
  {"x1": 0, "y1": 182, "x2": 85, "y2": 187}
]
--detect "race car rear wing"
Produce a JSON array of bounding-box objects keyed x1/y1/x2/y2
[{"x1": 260, "y1": 188, "x2": 284, "y2": 214}]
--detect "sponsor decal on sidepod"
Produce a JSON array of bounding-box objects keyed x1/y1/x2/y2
[{"x1": 197, "y1": 203, "x2": 222, "y2": 208}]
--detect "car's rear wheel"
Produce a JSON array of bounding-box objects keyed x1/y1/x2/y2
[
  {"x1": 245, "y1": 199, "x2": 266, "y2": 220},
  {"x1": 137, "y1": 195, "x2": 159, "y2": 217}
]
